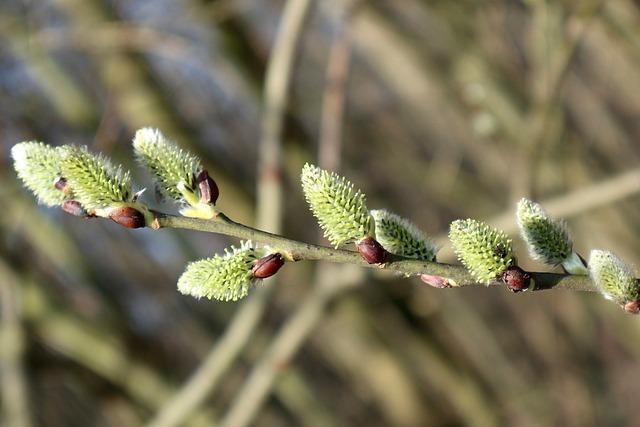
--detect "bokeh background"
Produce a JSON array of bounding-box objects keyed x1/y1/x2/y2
[{"x1": 2, "y1": 0, "x2": 640, "y2": 426}]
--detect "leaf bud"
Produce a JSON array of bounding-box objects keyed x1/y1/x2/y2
[
  {"x1": 356, "y1": 236, "x2": 388, "y2": 265},
  {"x1": 252, "y1": 253, "x2": 285, "y2": 279},
  {"x1": 107, "y1": 206, "x2": 147, "y2": 229}
]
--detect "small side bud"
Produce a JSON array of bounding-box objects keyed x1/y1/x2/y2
[
  {"x1": 62, "y1": 200, "x2": 87, "y2": 217},
  {"x1": 107, "y1": 206, "x2": 146, "y2": 229},
  {"x1": 252, "y1": 253, "x2": 285, "y2": 279},
  {"x1": 419, "y1": 274, "x2": 453, "y2": 288},
  {"x1": 501, "y1": 266, "x2": 531, "y2": 292},
  {"x1": 356, "y1": 236, "x2": 388, "y2": 264},
  {"x1": 196, "y1": 170, "x2": 219, "y2": 205},
  {"x1": 54, "y1": 177, "x2": 69, "y2": 192}
]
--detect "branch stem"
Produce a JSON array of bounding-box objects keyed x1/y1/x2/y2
[{"x1": 152, "y1": 212, "x2": 598, "y2": 293}]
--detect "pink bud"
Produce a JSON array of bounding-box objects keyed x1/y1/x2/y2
[
  {"x1": 356, "y1": 237, "x2": 388, "y2": 265},
  {"x1": 419, "y1": 274, "x2": 452, "y2": 288},
  {"x1": 623, "y1": 300, "x2": 640, "y2": 315},
  {"x1": 501, "y1": 266, "x2": 531, "y2": 292},
  {"x1": 196, "y1": 170, "x2": 219, "y2": 205},
  {"x1": 62, "y1": 200, "x2": 87, "y2": 217},
  {"x1": 252, "y1": 253, "x2": 285, "y2": 279},
  {"x1": 108, "y1": 207, "x2": 146, "y2": 229}
]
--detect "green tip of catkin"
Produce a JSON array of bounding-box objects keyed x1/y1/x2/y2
[
  {"x1": 589, "y1": 250, "x2": 639, "y2": 305},
  {"x1": 60, "y1": 145, "x2": 133, "y2": 211},
  {"x1": 301, "y1": 163, "x2": 371, "y2": 247},
  {"x1": 12, "y1": 141, "x2": 68, "y2": 206},
  {"x1": 516, "y1": 198, "x2": 573, "y2": 266},
  {"x1": 133, "y1": 127, "x2": 202, "y2": 203},
  {"x1": 449, "y1": 218, "x2": 514, "y2": 283},
  {"x1": 371, "y1": 209, "x2": 438, "y2": 261},
  {"x1": 177, "y1": 241, "x2": 258, "y2": 302}
]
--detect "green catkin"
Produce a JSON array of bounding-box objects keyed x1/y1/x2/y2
[
  {"x1": 177, "y1": 241, "x2": 258, "y2": 302},
  {"x1": 589, "y1": 250, "x2": 639, "y2": 305},
  {"x1": 449, "y1": 219, "x2": 514, "y2": 283},
  {"x1": 12, "y1": 141, "x2": 69, "y2": 206},
  {"x1": 132, "y1": 127, "x2": 202, "y2": 202},
  {"x1": 516, "y1": 198, "x2": 572, "y2": 265},
  {"x1": 60, "y1": 145, "x2": 132, "y2": 211},
  {"x1": 371, "y1": 209, "x2": 437, "y2": 261},
  {"x1": 301, "y1": 163, "x2": 372, "y2": 247}
]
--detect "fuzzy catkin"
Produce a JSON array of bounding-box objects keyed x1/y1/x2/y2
[
  {"x1": 178, "y1": 241, "x2": 258, "y2": 301},
  {"x1": 301, "y1": 163, "x2": 371, "y2": 247},
  {"x1": 133, "y1": 128, "x2": 202, "y2": 201},
  {"x1": 371, "y1": 209, "x2": 437, "y2": 261},
  {"x1": 516, "y1": 198, "x2": 572, "y2": 265},
  {"x1": 449, "y1": 219, "x2": 514, "y2": 283},
  {"x1": 12, "y1": 142, "x2": 69, "y2": 206},
  {"x1": 589, "y1": 250, "x2": 639, "y2": 304}
]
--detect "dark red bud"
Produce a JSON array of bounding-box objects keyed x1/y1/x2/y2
[
  {"x1": 108, "y1": 207, "x2": 146, "y2": 229},
  {"x1": 419, "y1": 274, "x2": 452, "y2": 288},
  {"x1": 501, "y1": 266, "x2": 531, "y2": 293},
  {"x1": 252, "y1": 253, "x2": 285, "y2": 279},
  {"x1": 62, "y1": 200, "x2": 87, "y2": 217},
  {"x1": 356, "y1": 237, "x2": 388, "y2": 265},
  {"x1": 623, "y1": 300, "x2": 640, "y2": 315},
  {"x1": 196, "y1": 170, "x2": 219, "y2": 205}
]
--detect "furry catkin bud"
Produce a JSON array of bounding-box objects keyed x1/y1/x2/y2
[
  {"x1": 356, "y1": 236, "x2": 388, "y2": 264},
  {"x1": 516, "y1": 198, "x2": 585, "y2": 274},
  {"x1": 371, "y1": 209, "x2": 438, "y2": 261},
  {"x1": 60, "y1": 145, "x2": 133, "y2": 211},
  {"x1": 133, "y1": 128, "x2": 202, "y2": 201},
  {"x1": 252, "y1": 253, "x2": 285, "y2": 279},
  {"x1": 301, "y1": 163, "x2": 371, "y2": 247},
  {"x1": 501, "y1": 266, "x2": 531, "y2": 292},
  {"x1": 196, "y1": 170, "x2": 219, "y2": 205},
  {"x1": 178, "y1": 241, "x2": 257, "y2": 301},
  {"x1": 107, "y1": 206, "x2": 147, "y2": 229},
  {"x1": 449, "y1": 219, "x2": 515, "y2": 284},
  {"x1": 12, "y1": 141, "x2": 69, "y2": 206},
  {"x1": 589, "y1": 250, "x2": 639, "y2": 311}
]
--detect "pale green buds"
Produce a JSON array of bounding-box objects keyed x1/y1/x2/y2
[
  {"x1": 301, "y1": 163, "x2": 371, "y2": 247},
  {"x1": 177, "y1": 241, "x2": 258, "y2": 301},
  {"x1": 449, "y1": 219, "x2": 515, "y2": 284},
  {"x1": 589, "y1": 250, "x2": 640, "y2": 313},
  {"x1": 516, "y1": 198, "x2": 587, "y2": 274},
  {"x1": 371, "y1": 209, "x2": 437, "y2": 261},
  {"x1": 12, "y1": 141, "x2": 69, "y2": 206},
  {"x1": 60, "y1": 145, "x2": 133, "y2": 212},
  {"x1": 133, "y1": 128, "x2": 216, "y2": 219}
]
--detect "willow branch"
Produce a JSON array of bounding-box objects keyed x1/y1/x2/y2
[{"x1": 151, "y1": 212, "x2": 599, "y2": 292}]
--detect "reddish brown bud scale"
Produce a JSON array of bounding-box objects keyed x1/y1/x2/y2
[
  {"x1": 252, "y1": 253, "x2": 285, "y2": 279},
  {"x1": 419, "y1": 274, "x2": 452, "y2": 288},
  {"x1": 356, "y1": 237, "x2": 388, "y2": 265},
  {"x1": 623, "y1": 300, "x2": 640, "y2": 315},
  {"x1": 54, "y1": 177, "x2": 68, "y2": 191},
  {"x1": 62, "y1": 200, "x2": 87, "y2": 217},
  {"x1": 108, "y1": 207, "x2": 146, "y2": 229},
  {"x1": 196, "y1": 170, "x2": 219, "y2": 205},
  {"x1": 501, "y1": 266, "x2": 531, "y2": 293}
]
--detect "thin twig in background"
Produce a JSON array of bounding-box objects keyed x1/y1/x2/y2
[
  {"x1": 510, "y1": 0, "x2": 606, "y2": 201},
  {"x1": 256, "y1": 0, "x2": 315, "y2": 234},
  {"x1": 145, "y1": 1, "x2": 313, "y2": 426},
  {"x1": 220, "y1": 9, "x2": 358, "y2": 425},
  {"x1": 0, "y1": 261, "x2": 33, "y2": 427}
]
